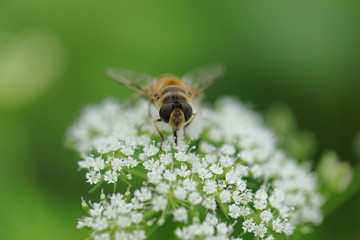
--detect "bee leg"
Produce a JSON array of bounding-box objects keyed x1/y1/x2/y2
[
  {"x1": 183, "y1": 113, "x2": 197, "y2": 139},
  {"x1": 153, "y1": 119, "x2": 164, "y2": 150},
  {"x1": 173, "y1": 131, "x2": 178, "y2": 145}
]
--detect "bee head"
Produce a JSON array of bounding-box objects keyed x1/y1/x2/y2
[{"x1": 159, "y1": 102, "x2": 193, "y2": 131}]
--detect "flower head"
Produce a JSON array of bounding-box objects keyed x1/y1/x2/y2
[{"x1": 67, "y1": 98, "x2": 324, "y2": 239}]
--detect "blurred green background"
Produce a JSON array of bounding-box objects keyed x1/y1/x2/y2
[{"x1": 0, "y1": 0, "x2": 359, "y2": 239}]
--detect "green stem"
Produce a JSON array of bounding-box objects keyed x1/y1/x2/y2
[
  {"x1": 89, "y1": 179, "x2": 104, "y2": 193},
  {"x1": 215, "y1": 193, "x2": 229, "y2": 219},
  {"x1": 129, "y1": 168, "x2": 147, "y2": 179},
  {"x1": 119, "y1": 171, "x2": 132, "y2": 185}
]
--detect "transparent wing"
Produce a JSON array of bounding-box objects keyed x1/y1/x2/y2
[
  {"x1": 105, "y1": 68, "x2": 155, "y2": 97},
  {"x1": 182, "y1": 64, "x2": 225, "y2": 96}
]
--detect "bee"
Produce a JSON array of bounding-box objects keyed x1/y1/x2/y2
[{"x1": 105, "y1": 64, "x2": 225, "y2": 149}]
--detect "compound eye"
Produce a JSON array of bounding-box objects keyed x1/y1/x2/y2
[
  {"x1": 159, "y1": 103, "x2": 173, "y2": 123},
  {"x1": 180, "y1": 103, "x2": 193, "y2": 122}
]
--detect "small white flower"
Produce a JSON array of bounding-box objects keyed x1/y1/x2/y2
[
  {"x1": 198, "y1": 168, "x2": 213, "y2": 179},
  {"x1": 152, "y1": 195, "x2": 168, "y2": 211},
  {"x1": 92, "y1": 217, "x2": 108, "y2": 231},
  {"x1": 134, "y1": 187, "x2": 152, "y2": 202},
  {"x1": 255, "y1": 189, "x2": 268, "y2": 201},
  {"x1": 217, "y1": 222, "x2": 229, "y2": 235},
  {"x1": 202, "y1": 196, "x2": 216, "y2": 210},
  {"x1": 103, "y1": 170, "x2": 119, "y2": 183},
  {"x1": 182, "y1": 178, "x2": 197, "y2": 191},
  {"x1": 93, "y1": 157, "x2": 105, "y2": 171},
  {"x1": 174, "y1": 186, "x2": 188, "y2": 200},
  {"x1": 156, "y1": 182, "x2": 170, "y2": 194},
  {"x1": 79, "y1": 156, "x2": 94, "y2": 169},
  {"x1": 203, "y1": 180, "x2": 218, "y2": 194},
  {"x1": 235, "y1": 179, "x2": 247, "y2": 192},
  {"x1": 173, "y1": 207, "x2": 188, "y2": 222},
  {"x1": 131, "y1": 212, "x2": 143, "y2": 224},
  {"x1": 242, "y1": 218, "x2": 255, "y2": 233},
  {"x1": 188, "y1": 192, "x2": 202, "y2": 205},
  {"x1": 163, "y1": 170, "x2": 177, "y2": 182},
  {"x1": 123, "y1": 156, "x2": 138, "y2": 168},
  {"x1": 232, "y1": 190, "x2": 253, "y2": 205},
  {"x1": 238, "y1": 150, "x2": 255, "y2": 163},
  {"x1": 143, "y1": 159, "x2": 161, "y2": 171},
  {"x1": 251, "y1": 164, "x2": 263, "y2": 178},
  {"x1": 235, "y1": 164, "x2": 249, "y2": 177},
  {"x1": 269, "y1": 188, "x2": 285, "y2": 208},
  {"x1": 90, "y1": 203, "x2": 104, "y2": 216},
  {"x1": 209, "y1": 164, "x2": 223, "y2": 175},
  {"x1": 116, "y1": 216, "x2": 131, "y2": 228},
  {"x1": 219, "y1": 190, "x2": 231, "y2": 203},
  {"x1": 239, "y1": 206, "x2": 252, "y2": 216},
  {"x1": 86, "y1": 170, "x2": 101, "y2": 185},
  {"x1": 159, "y1": 153, "x2": 173, "y2": 165},
  {"x1": 219, "y1": 155, "x2": 234, "y2": 167},
  {"x1": 254, "y1": 199, "x2": 268, "y2": 210},
  {"x1": 205, "y1": 154, "x2": 217, "y2": 164},
  {"x1": 202, "y1": 222, "x2": 215, "y2": 236},
  {"x1": 175, "y1": 151, "x2": 189, "y2": 162},
  {"x1": 200, "y1": 142, "x2": 216, "y2": 153},
  {"x1": 239, "y1": 191, "x2": 253, "y2": 204},
  {"x1": 254, "y1": 223, "x2": 267, "y2": 238},
  {"x1": 143, "y1": 144, "x2": 159, "y2": 157},
  {"x1": 175, "y1": 164, "x2": 191, "y2": 177},
  {"x1": 220, "y1": 144, "x2": 236, "y2": 155},
  {"x1": 272, "y1": 218, "x2": 284, "y2": 233},
  {"x1": 228, "y1": 204, "x2": 241, "y2": 218},
  {"x1": 76, "y1": 219, "x2": 86, "y2": 229},
  {"x1": 225, "y1": 170, "x2": 238, "y2": 184},
  {"x1": 284, "y1": 222, "x2": 295, "y2": 236},
  {"x1": 111, "y1": 158, "x2": 122, "y2": 171},
  {"x1": 147, "y1": 171, "x2": 163, "y2": 184},
  {"x1": 94, "y1": 232, "x2": 110, "y2": 240},
  {"x1": 132, "y1": 230, "x2": 146, "y2": 240},
  {"x1": 205, "y1": 213, "x2": 218, "y2": 226},
  {"x1": 260, "y1": 210, "x2": 273, "y2": 223},
  {"x1": 120, "y1": 145, "x2": 135, "y2": 156}
]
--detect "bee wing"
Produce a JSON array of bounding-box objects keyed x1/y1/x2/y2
[
  {"x1": 182, "y1": 64, "x2": 225, "y2": 96},
  {"x1": 105, "y1": 68, "x2": 155, "y2": 97}
]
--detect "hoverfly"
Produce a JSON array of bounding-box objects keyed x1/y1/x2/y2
[{"x1": 105, "y1": 64, "x2": 225, "y2": 149}]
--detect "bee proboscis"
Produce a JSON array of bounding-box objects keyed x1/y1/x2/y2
[{"x1": 105, "y1": 64, "x2": 225, "y2": 149}]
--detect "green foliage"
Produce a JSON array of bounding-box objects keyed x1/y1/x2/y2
[{"x1": 266, "y1": 104, "x2": 316, "y2": 162}]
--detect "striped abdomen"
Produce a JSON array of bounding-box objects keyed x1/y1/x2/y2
[
  {"x1": 151, "y1": 76, "x2": 191, "y2": 108},
  {"x1": 159, "y1": 84, "x2": 189, "y2": 105}
]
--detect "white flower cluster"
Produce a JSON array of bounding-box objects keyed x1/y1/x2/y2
[{"x1": 67, "y1": 98, "x2": 324, "y2": 240}]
